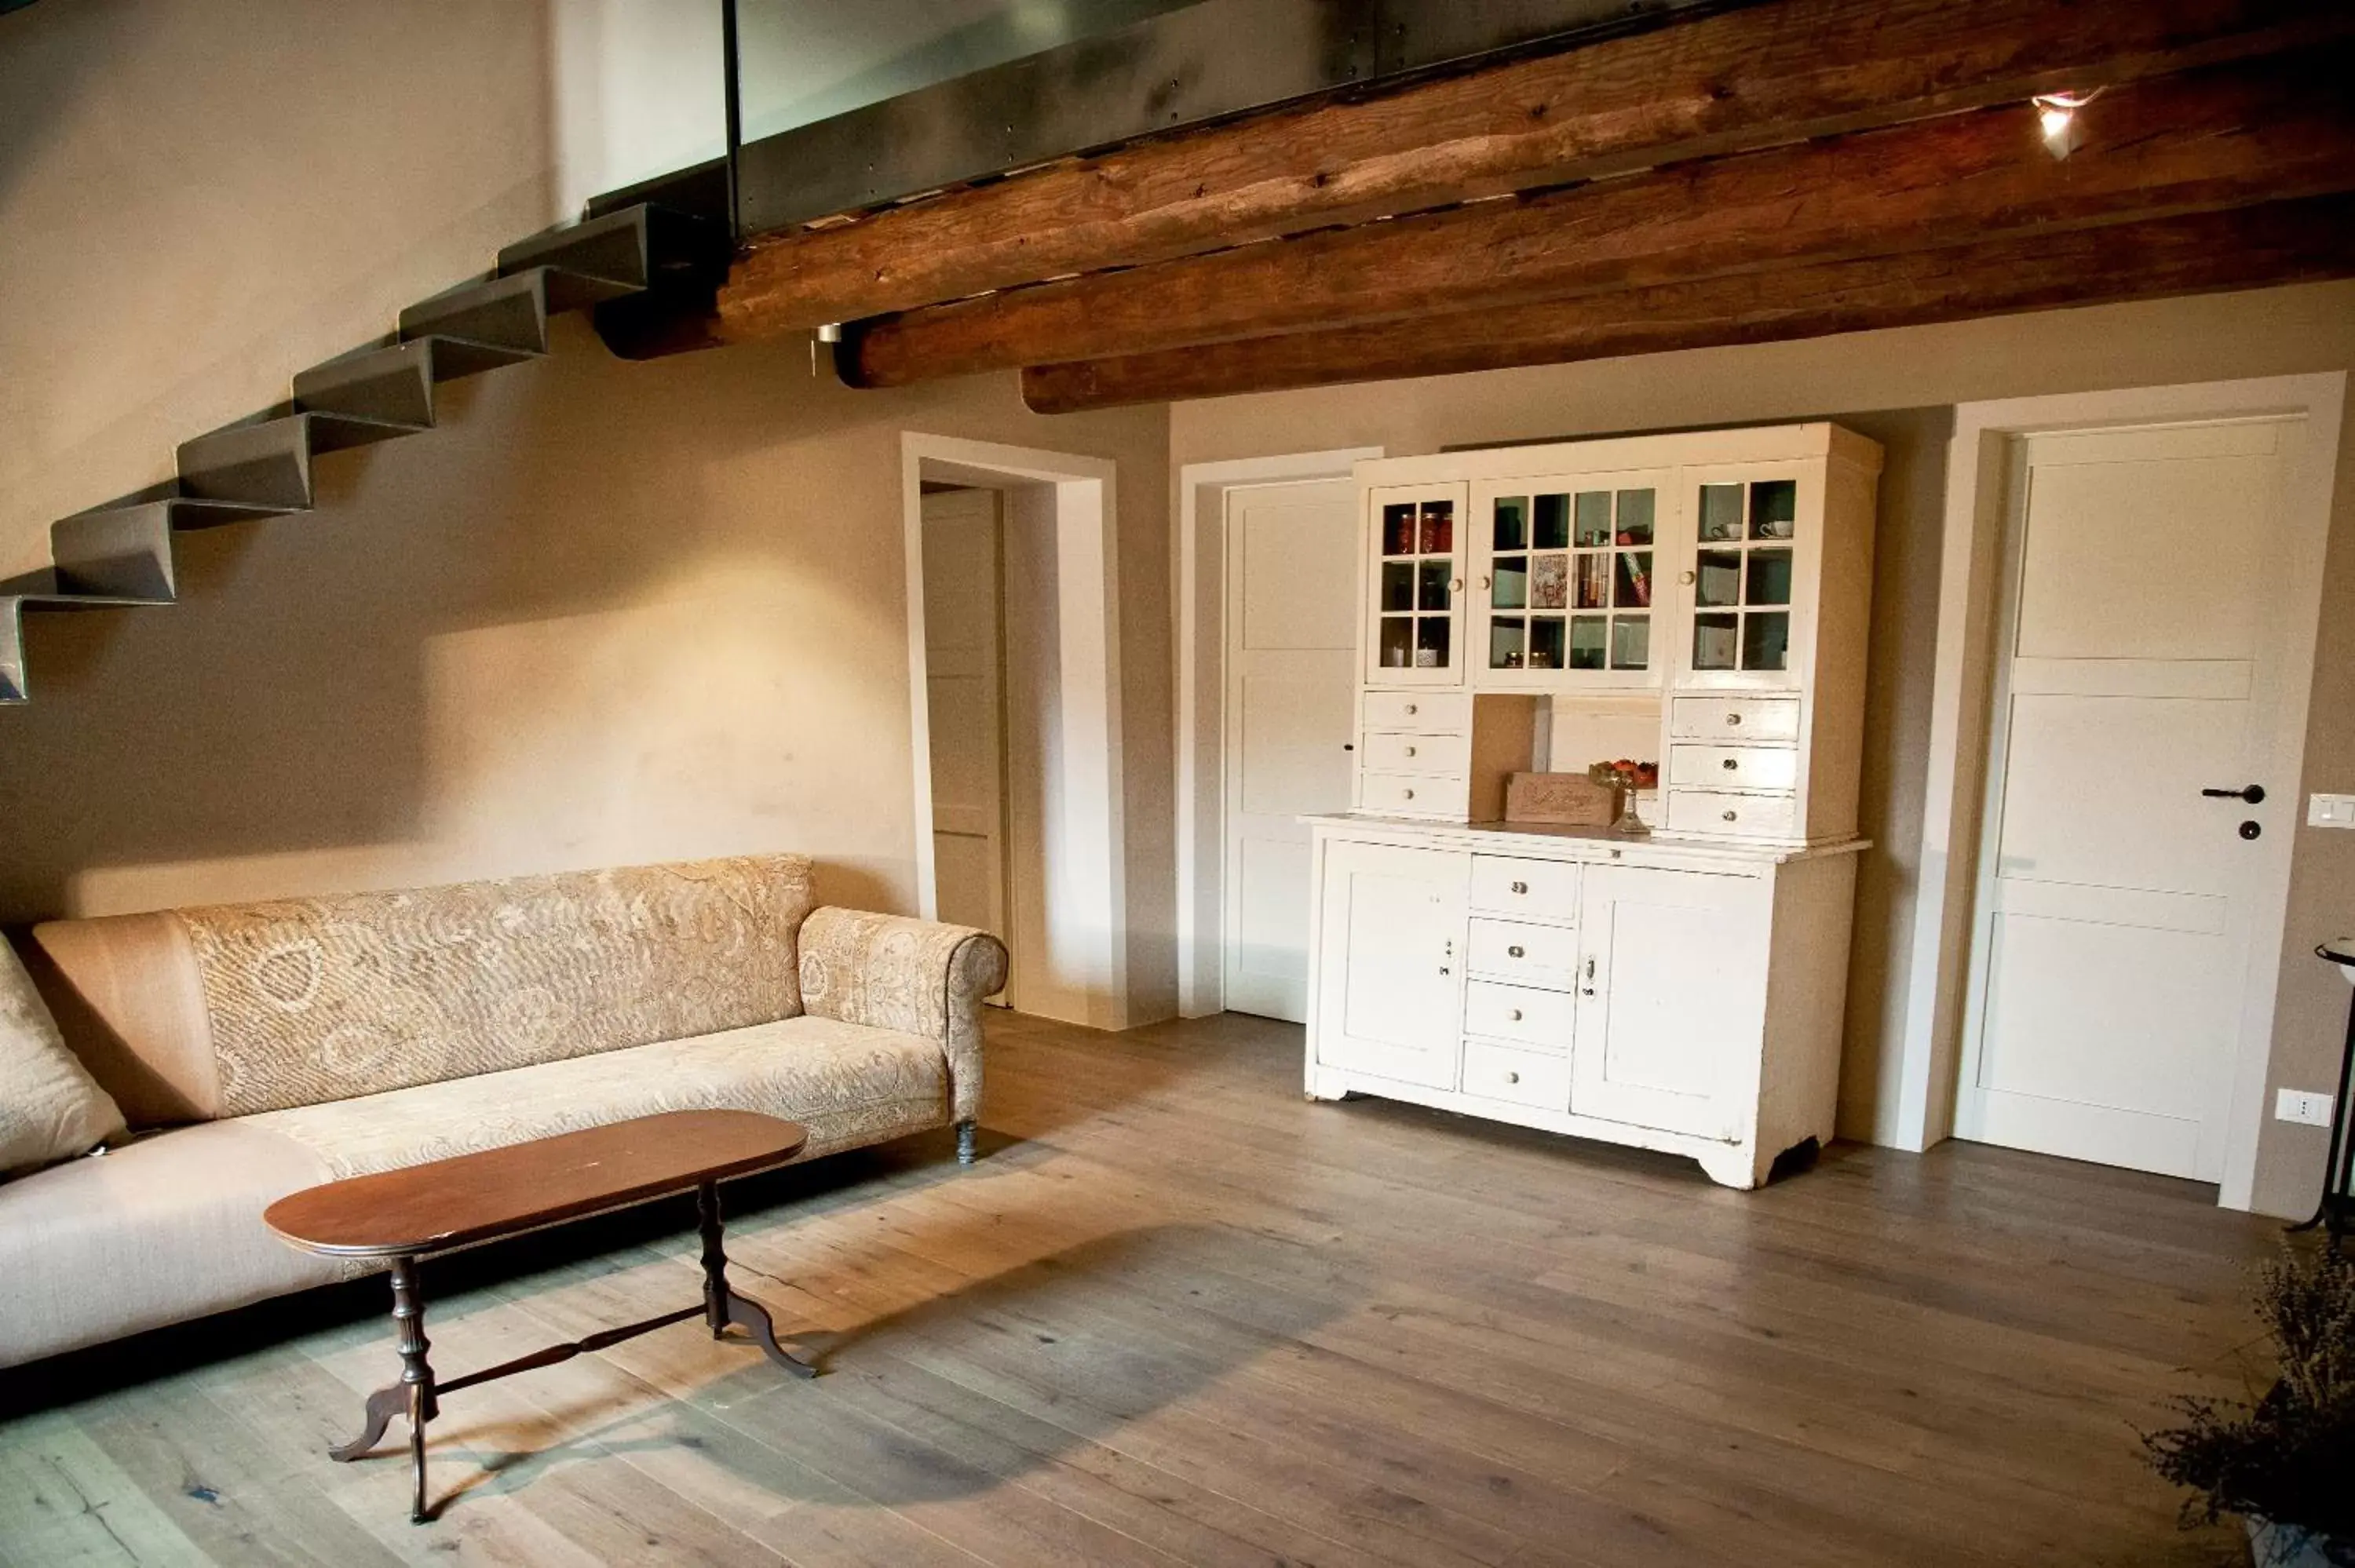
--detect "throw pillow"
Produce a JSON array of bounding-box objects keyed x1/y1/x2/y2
[{"x1": 0, "y1": 937, "x2": 126, "y2": 1176}]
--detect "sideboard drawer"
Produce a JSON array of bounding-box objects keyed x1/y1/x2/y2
[
  {"x1": 1467, "y1": 917, "x2": 1579, "y2": 987},
  {"x1": 1666, "y1": 788, "x2": 1798, "y2": 838},
  {"x1": 1363, "y1": 730, "x2": 1466, "y2": 775},
  {"x1": 1461, "y1": 1040, "x2": 1573, "y2": 1110},
  {"x1": 1463, "y1": 980, "x2": 1574, "y2": 1049},
  {"x1": 1470, "y1": 855, "x2": 1579, "y2": 919},
  {"x1": 1668, "y1": 742, "x2": 1799, "y2": 792},
  {"x1": 1359, "y1": 771, "x2": 1464, "y2": 816},
  {"x1": 1670, "y1": 695, "x2": 1802, "y2": 742},
  {"x1": 1364, "y1": 690, "x2": 1471, "y2": 733}
]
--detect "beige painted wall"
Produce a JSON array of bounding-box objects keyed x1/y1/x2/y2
[
  {"x1": 0, "y1": 0, "x2": 567, "y2": 578},
  {"x1": 0, "y1": 0, "x2": 1180, "y2": 1023},
  {"x1": 0, "y1": 322, "x2": 1176, "y2": 1017},
  {"x1": 1169, "y1": 280, "x2": 2355, "y2": 1219}
]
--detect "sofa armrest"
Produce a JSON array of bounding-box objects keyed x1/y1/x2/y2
[{"x1": 796, "y1": 907, "x2": 1008, "y2": 1126}]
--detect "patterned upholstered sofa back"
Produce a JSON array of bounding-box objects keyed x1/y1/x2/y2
[{"x1": 32, "y1": 855, "x2": 814, "y2": 1123}]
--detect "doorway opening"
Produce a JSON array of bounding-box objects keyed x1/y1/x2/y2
[{"x1": 901, "y1": 435, "x2": 1130, "y2": 1031}]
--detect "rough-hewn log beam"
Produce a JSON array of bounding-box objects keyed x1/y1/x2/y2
[
  {"x1": 843, "y1": 54, "x2": 2355, "y2": 388},
  {"x1": 1018, "y1": 195, "x2": 2355, "y2": 412},
  {"x1": 714, "y1": 0, "x2": 2354, "y2": 341}
]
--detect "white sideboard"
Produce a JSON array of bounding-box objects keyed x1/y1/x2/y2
[
  {"x1": 1310, "y1": 422, "x2": 1881, "y2": 1187},
  {"x1": 1306, "y1": 816, "x2": 1864, "y2": 1188}
]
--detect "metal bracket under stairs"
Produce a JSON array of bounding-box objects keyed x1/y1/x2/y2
[{"x1": 2, "y1": 203, "x2": 732, "y2": 705}]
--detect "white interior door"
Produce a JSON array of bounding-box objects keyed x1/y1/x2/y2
[
  {"x1": 1222, "y1": 479, "x2": 1360, "y2": 1021},
  {"x1": 1958, "y1": 419, "x2": 2300, "y2": 1180},
  {"x1": 922, "y1": 488, "x2": 1009, "y2": 996}
]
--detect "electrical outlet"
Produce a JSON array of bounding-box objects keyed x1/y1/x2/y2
[
  {"x1": 2310, "y1": 793, "x2": 2355, "y2": 828},
  {"x1": 2276, "y1": 1088, "x2": 2335, "y2": 1127}
]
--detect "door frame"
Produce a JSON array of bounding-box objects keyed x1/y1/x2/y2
[
  {"x1": 902, "y1": 433, "x2": 1130, "y2": 1030},
  {"x1": 1174, "y1": 448, "x2": 1382, "y2": 1018},
  {"x1": 1894, "y1": 374, "x2": 2345, "y2": 1210}
]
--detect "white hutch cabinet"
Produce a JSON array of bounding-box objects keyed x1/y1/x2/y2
[{"x1": 1312, "y1": 423, "x2": 1881, "y2": 1188}]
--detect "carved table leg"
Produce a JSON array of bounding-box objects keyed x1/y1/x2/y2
[
  {"x1": 697, "y1": 1182, "x2": 817, "y2": 1377},
  {"x1": 390, "y1": 1255, "x2": 438, "y2": 1522}
]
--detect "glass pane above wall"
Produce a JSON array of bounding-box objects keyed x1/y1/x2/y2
[{"x1": 737, "y1": 0, "x2": 1203, "y2": 142}]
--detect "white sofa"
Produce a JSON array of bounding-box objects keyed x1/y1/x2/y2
[{"x1": 1, "y1": 853, "x2": 1006, "y2": 1369}]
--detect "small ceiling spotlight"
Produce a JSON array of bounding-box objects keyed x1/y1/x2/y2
[{"x1": 2032, "y1": 89, "x2": 2101, "y2": 159}]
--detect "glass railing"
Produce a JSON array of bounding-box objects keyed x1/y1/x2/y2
[{"x1": 735, "y1": 0, "x2": 1203, "y2": 145}]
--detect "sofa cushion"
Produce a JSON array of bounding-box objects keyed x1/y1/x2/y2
[
  {"x1": 245, "y1": 1014, "x2": 951, "y2": 1180},
  {"x1": 27, "y1": 910, "x2": 218, "y2": 1126},
  {"x1": 0, "y1": 1119, "x2": 345, "y2": 1368},
  {"x1": 0, "y1": 939, "x2": 127, "y2": 1176},
  {"x1": 164, "y1": 854, "x2": 815, "y2": 1117}
]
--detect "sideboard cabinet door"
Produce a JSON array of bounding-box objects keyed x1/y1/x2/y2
[
  {"x1": 1570, "y1": 865, "x2": 1769, "y2": 1138},
  {"x1": 1313, "y1": 841, "x2": 1468, "y2": 1088}
]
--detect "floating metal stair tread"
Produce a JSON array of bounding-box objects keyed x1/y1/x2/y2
[
  {"x1": 398, "y1": 265, "x2": 639, "y2": 354},
  {"x1": 49, "y1": 503, "x2": 177, "y2": 600},
  {"x1": 177, "y1": 410, "x2": 427, "y2": 509},
  {"x1": 496, "y1": 205, "x2": 734, "y2": 292},
  {"x1": 1, "y1": 578, "x2": 177, "y2": 704}
]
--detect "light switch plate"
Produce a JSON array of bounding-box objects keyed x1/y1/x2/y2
[
  {"x1": 2310, "y1": 793, "x2": 2355, "y2": 828},
  {"x1": 2277, "y1": 1088, "x2": 2335, "y2": 1127}
]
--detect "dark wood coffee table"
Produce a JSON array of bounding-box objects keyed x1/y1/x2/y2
[{"x1": 264, "y1": 1109, "x2": 816, "y2": 1524}]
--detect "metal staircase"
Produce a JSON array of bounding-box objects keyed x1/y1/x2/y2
[{"x1": 0, "y1": 202, "x2": 731, "y2": 704}]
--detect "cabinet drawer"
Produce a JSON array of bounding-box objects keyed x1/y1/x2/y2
[
  {"x1": 1364, "y1": 690, "x2": 1470, "y2": 732},
  {"x1": 1670, "y1": 695, "x2": 1801, "y2": 742},
  {"x1": 1668, "y1": 742, "x2": 1798, "y2": 793},
  {"x1": 1360, "y1": 771, "x2": 1463, "y2": 815},
  {"x1": 1363, "y1": 730, "x2": 1466, "y2": 775},
  {"x1": 1461, "y1": 1040, "x2": 1573, "y2": 1110},
  {"x1": 1467, "y1": 918, "x2": 1579, "y2": 986},
  {"x1": 1666, "y1": 788, "x2": 1798, "y2": 837},
  {"x1": 1463, "y1": 980, "x2": 1574, "y2": 1049},
  {"x1": 1470, "y1": 855, "x2": 1579, "y2": 918}
]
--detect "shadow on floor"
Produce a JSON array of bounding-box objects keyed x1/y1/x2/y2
[{"x1": 421, "y1": 1220, "x2": 1353, "y2": 1515}]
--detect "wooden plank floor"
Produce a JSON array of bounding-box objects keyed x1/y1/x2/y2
[{"x1": 0, "y1": 1011, "x2": 2280, "y2": 1566}]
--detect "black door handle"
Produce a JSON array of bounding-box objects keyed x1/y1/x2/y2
[{"x1": 2202, "y1": 784, "x2": 2266, "y2": 804}]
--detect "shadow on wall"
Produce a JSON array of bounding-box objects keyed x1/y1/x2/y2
[
  {"x1": 0, "y1": 320, "x2": 947, "y2": 922},
  {"x1": 0, "y1": 0, "x2": 133, "y2": 203}
]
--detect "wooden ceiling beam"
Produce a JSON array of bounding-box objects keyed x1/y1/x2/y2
[
  {"x1": 1018, "y1": 195, "x2": 2355, "y2": 412},
  {"x1": 715, "y1": 0, "x2": 2353, "y2": 341},
  {"x1": 843, "y1": 54, "x2": 2355, "y2": 388}
]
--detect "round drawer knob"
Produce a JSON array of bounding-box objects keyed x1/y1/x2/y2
[
  {"x1": 1508, "y1": 1008, "x2": 1523, "y2": 1022},
  {"x1": 1725, "y1": 713, "x2": 1743, "y2": 726},
  {"x1": 1505, "y1": 1070, "x2": 1521, "y2": 1085},
  {"x1": 1508, "y1": 945, "x2": 1525, "y2": 958},
  {"x1": 1678, "y1": 570, "x2": 1696, "y2": 585},
  {"x1": 1722, "y1": 757, "x2": 1739, "y2": 771},
  {"x1": 1405, "y1": 746, "x2": 1417, "y2": 757},
  {"x1": 1510, "y1": 881, "x2": 1528, "y2": 895},
  {"x1": 1404, "y1": 788, "x2": 1416, "y2": 800},
  {"x1": 1404, "y1": 704, "x2": 1418, "y2": 715},
  {"x1": 1722, "y1": 809, "x2": 1739, "y2": 822}
]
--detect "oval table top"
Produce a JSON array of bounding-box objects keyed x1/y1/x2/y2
[{"x1": 263, "y1": 1110, "x2": 809, "y2": 1259}]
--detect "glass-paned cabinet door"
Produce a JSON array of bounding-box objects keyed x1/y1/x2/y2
[
  {"x1": 1678, "y1": 464, "x2": 1812, "y2": 687},
  {"x1": 1473, "y1": 473, "x2": 1664, "y2": 690},
  {"x1": 1365, "y1": 482, "x2": 1467, "y2": 686}
]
